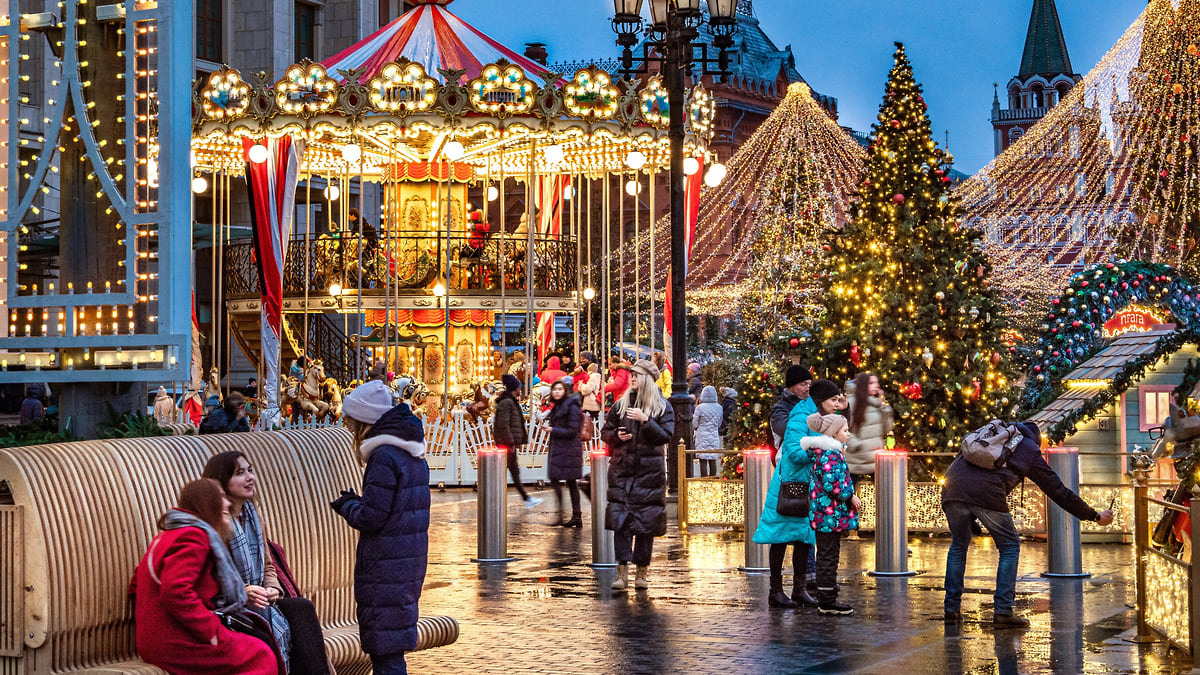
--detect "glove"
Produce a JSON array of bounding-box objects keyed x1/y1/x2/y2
[{"x1": 330, "y1": 489, "x2": 358, "y2": 513}]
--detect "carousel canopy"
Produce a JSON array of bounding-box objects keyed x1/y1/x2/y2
[{"x1": 323, "y1": 0, "x2": 557, "y2": 84}]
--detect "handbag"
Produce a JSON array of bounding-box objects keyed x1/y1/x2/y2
[
  {"x1": 776, "y1": 480, "x2": 810, "y2": 518},
  {"x1": 217, "y1": 609, "x2": 286, "y2": 675},
  {"x1": 580, "y1": 413, "x2": 595, "y2": 442}
]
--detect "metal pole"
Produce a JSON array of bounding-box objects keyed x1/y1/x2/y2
[
  {"x1": 473, "y1": 446, "x2": 514, "y2": 563},
  {"x1": 589, "y1": 449, "x2": 616, "y2": 567},
  {"x1": 665, "y1": 20, "x2": 691, "y2": 496},
  {"x1": 870, "y1": 450, "x2": 915, "y2": 577},
  {"x1": 1043, "y1": 446, "x2": 1089, "y2": 578},
  {"x1": 740, "y1": 448, "x2": 770, "y2": 573}
]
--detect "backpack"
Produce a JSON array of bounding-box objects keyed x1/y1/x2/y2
[
  {"x1": 960, "y1": 420, "x2": 1023, "y2": 470},
  {"x1": 580, "y1": 413, "x2": 595, "y2": 442}
]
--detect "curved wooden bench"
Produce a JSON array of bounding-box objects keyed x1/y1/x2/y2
[{"x1": 0, "y1": 428, "x2": 457, "y2": 674}]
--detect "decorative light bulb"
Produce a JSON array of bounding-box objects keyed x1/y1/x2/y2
[
  {"x1": 704, "y1": 162, "x2": 727, "y2": 187},
  {"x1": 583, "y1": 287, "x2": 596, "y2": 300},
  {"x1": 544, "y1": 144, "x2": 565, "y2": 164},
  {"x1": 325, "y1": 184, "x2": 340, "y2": 201},
  {"x1": 329, "y1": 282, "x2": 342, "y2": 297},
  {"x1": 341, "y1": 143, "x2": 362, "y2": 164},
  {"x1": 625, "y1": 180, "x2": 642, "y2": 196},
  {"x1": 247, "y1": 144, "x2": 269, "y2": 164},
  {"x1": 683, "y1": 157, "x2": 700, "y2": 176},
  {"x1": 563, "y1": 185, "x2": 574, "y2": 200},
  {"x1": 486, "y1": 186, "x2": 499, "y2": 202},
  {"x1": 625, "y1": 150, "x2": 647, "y2": 170},
  {"x1": 433, "y1": 283, "x2": 447, "y2": 297},
  {"x1": 190, "y1": 176, "x2": 208, "y2": 194},
  {"x1": 443, "y1": 141, "x2": 465, "y2": 161}
]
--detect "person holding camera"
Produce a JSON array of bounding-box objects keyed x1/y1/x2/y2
[
  {"x1": 941, "y1": 420, "x2": 1113, "y2": 628},
  {"x1": 601, "y1": 359, "x2": 675, "y2": 592}
]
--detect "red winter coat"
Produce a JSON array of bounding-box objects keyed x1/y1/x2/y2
[
  {"x1": 133, "y1": 526, "x2": 277, "y2": 675},
  {"x1": 604, "y1": 366, "x2": 630, "y2": 401},
  {"x1": 539, "y1": 356, "x2": 567, "y2": 385}
]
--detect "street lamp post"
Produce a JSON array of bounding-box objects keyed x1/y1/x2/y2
[{"x1": 611, "y1": 0, "x2": 735, "y2": 493}]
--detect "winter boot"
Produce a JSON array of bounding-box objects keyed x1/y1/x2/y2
[
  {"x1": 768, "y1": 575, "x2": 796, "y2": 608},
  {"x1": 791, "y1": 581, "x2": 818, "y2": 607},
  {"x1": 562, "y1": 514, "x2": 583, "y2": 528},
  {"x1": 635, "y1": 565, "x2": 650, "y2": 589},
  {"x1": 612, "y1": 564, "x2": 628, "y2": 591}
]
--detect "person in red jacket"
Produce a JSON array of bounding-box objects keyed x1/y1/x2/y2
[
  {"x1": 604, "y1": 356, "x2": 631, "y2": 405},
  {"x1": 134, "y1": 479, "x2": 278, "y2": 675},
  {"x1": 540, "y1": 355, "x2": 567, "y2": 385}
]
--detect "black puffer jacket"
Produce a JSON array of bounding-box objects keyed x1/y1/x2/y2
[
  {"x1": 492, "y1": 392, "x2": 527, "y2": 449},
  {"x1": 547, "y1": 395, "x2": 583, "y2": 481},
  {"x1": 942, "y1": 421, "x2": 1098, "y2": 521},
  {"x1": 602, "y1": 401, "x2": 676, "y2": 536},
  {"x1": 334, "y1": 402, "x2": 430, "y2": 656}
]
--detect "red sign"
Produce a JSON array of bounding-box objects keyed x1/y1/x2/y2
[{"x1": 1102, "y1": 307, "x2": 1168, "y2": 338}]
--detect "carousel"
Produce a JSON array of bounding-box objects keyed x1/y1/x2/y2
[{"x1": 191, "y1": 0, "x2": 718, "y2": 482}]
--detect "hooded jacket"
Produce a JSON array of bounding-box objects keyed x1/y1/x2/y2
[
  {"x1": 845, "y1": 382, "x2": 894, "y2": 475},
  {"x1": 602, "y1": 400, "x2": 675, "y2": 537},
  {"x1": 941, "y1": 421, "x2": 1099, "y2": 521},
  {"x1": 546, "y1": 394, "x2": 583, "y2": 481},
  {"x1": 752, "y1": 398, "x2": 820, "y2": 547},
  {"x1": 492, "y1": 391, "x2": 527, "y2": 449},
  {"x1": 577, "y1": 366, "x2": 602, "y2": 412},
  {"x1": 334, "y1": 403, "x2": 430, "y2": 656},
  {"x1": 539, "y1": 356, "x2": 567, "y2": 386},
  {"x1": 804, "y1": 435, "x2": 858, "y2": 533},
  {"x1": 604, "y1": 365, "x2": 631, "y2": 401},
  {"x1": 693, "y1": 386, "x2": 724, "y2": 459}
]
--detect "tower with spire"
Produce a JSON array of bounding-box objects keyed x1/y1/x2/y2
[{"x1": 990, "y1": 0, "x2": 1081, "y2": 156}]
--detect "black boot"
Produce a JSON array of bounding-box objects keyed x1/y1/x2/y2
[
  {"x1": 562, "y1": 515, "x2": 582, "y2": 528},
  {"x1": 768, "y1": 576, "x2": 796, "y2": 608},
  {"x1": 792, "y1": 583, "x2": 819, "y2": 607}
]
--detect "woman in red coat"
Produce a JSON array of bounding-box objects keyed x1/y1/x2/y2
[{"x1": 134, "y1": 479, "x2": 278, "y2": 675}]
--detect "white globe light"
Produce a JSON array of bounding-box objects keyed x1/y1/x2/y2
[
  {"x1": 247, "y1": 144, "x2": 269, "y2": 164},
  {"x1": 325, "y1": 184, "x2": 340, "y2": 201},
  {"x1": 432, "y1": 282, "x2": 447, "y2": 297},
  {"x1": 443, "y1": 140, "x2": 465, "y2": 161},
  {"x1": 583, "y1": 287, "x2": 596, "y2": 300},
  {"x1": 683, "y1": 157, "x2": 701, "y2": 176},
  {"x1": 341, "y1": 143, "x2": 362, "y2": 164},
  {"x1": 544, "y1": 144, "x2": 565, "y2": 164},
  {"x1": 190, "y1": 176, "x2": 208, "y2": 194},
  {"x1": 563, "y1": 185, "x2": 574, "y2": 200},
  {"x1": 487, "y1": 186, "x2": 500, "y2": 202},
  {"x1": 625, "y1": 180, "x2": 642, "y2": 196},
  {"x1": 329, "y1": 282, "x2": 342, "y2": 297},
  {"x1": 625, "y1": 150, "x2": 647, "y2": 170},
  {"x1": 704, "y1": 162, "x2": 727, "y2": 188}
]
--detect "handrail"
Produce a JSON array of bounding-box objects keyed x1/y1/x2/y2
[{"x1": 1147, "y1": 496, "x2": 1191, "y2": 514}]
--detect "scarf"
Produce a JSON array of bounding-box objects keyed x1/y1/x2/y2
[
  {"x1": 229, "y1": 501, "x2": 266, "y2": 586},
  {"x1": 158, "y1": 509, "x2": 247, "y2": 614}
]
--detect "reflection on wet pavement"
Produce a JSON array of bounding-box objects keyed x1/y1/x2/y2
[{"x1": 404, "y1": 489, "x2": 1192, "y2": 673}]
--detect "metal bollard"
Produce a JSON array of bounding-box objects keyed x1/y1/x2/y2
[
  {"x1": 870, "y1": 450, "x2": 916, "y2": 577},
  {"x1": 740, "y1": 447, "x2": 772, "y2": 573},
  {"x1": 472, "y1": 446, "x2": 514, "y2": 563},
  {"x1": 589, "y1": 449, "x2": 616, "y2": 567},
  {"x1": 1043, "y1": 446, "x2": 1089, "y2": 578}
]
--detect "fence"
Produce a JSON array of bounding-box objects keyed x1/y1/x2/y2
[{"x1": 677, "y1": 444, "x2": 745, "y2": 532}]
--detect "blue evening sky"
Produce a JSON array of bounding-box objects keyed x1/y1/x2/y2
[{"x1": 451, "y1": 0, "x2": 1146, "y2": 175}]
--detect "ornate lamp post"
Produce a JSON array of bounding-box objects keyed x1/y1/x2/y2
[{"x1": 611, "y1": 0, "x2": 735, "y2": 490}]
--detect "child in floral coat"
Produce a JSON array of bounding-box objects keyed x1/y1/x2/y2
[{"x1": 801, "y1": 412, "x2": 860, "y2": 615}]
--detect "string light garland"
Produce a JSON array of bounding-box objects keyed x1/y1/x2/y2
[{"x1": 819, "y1": 42, "x2": 1016, "y2": 466}]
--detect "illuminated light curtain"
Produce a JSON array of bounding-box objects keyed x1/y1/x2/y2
[
  {"x1": 243, "y1": 136, "x2": 303, "y2": 428},
  {"x1": 536, "y1": 174, "x2": 569, "y2": 368},
  {"x1": 663, "y1": 156, "x2": 704, "y2": 362}
]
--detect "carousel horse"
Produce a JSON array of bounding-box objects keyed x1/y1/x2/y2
[
  {"x1": 321, "y1": 377, "x2": 343, "y2": 421},
  {"x1": 464, "y1": 382, "x2": 500, "y2": 423},
  {"x1": 294, "y1": 360, "x2": 331, "y2": 422},
  {"x1": 280, "y1": 374, "x2": 302, "y2": 422},
  {"x1": 202, "y1": 367, "x2": 222, "y2": 414}
]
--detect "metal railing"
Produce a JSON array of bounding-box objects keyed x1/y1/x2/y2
[
  {"x1": 224, "y1": 233, "x2": 579, "y2": 298},
  {"x1": 676, "y1": 443, "x2": 744, "y2": 532}
]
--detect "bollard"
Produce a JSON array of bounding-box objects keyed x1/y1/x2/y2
[
  {"x1": 870, "y1": 450, "x2": 916, "y2": 577},
  {"x1": 472, "y1": 446, "x2": 514, "y2": 563},
  {"x1": 588, "y1": 449, "x2": 616, "y2": 567},
  {"x1": 1042, "y1": 447, "x2": 1089, "y2": 578},
  {"x1": 740, "y1": 447, "x2": 771, "y2": 573}
]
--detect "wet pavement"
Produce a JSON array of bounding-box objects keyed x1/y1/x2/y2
[{"x1": 405, "y1": 488, "x2": 1192, "y2": 674}]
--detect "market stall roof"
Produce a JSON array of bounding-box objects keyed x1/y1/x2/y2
[{"x1": 323, "y1": 0, "x2": 558, "y2": 84}]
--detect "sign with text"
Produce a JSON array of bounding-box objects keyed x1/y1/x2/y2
[{"x1": 1102, "y1": 306, "x2": 1169, "y2": 338}]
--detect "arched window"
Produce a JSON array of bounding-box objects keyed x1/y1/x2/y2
[
  {"x1": 1008, "y1": 127, "x2": 1024, "y2": 145},
  {"x1": 1056, "y1": 82, "x2": 1071, "y2": 103},
  {"x1": 1031, "y1": 85, "x2": 1044, "y2": 108},
  {"x1": 1009, "y1": 85, "x2": 1021, "y2": 109}
]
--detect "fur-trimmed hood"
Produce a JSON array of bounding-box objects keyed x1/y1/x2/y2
[
  {"x1": 360, "y1": 402, "x2": 426, "y2": 461},
  {"x1": 800, "y1": 435, "x2": 846, "y2": 452}
]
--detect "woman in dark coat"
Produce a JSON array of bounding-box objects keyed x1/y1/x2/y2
[
  {"x1": 330, "y1": 381, "x2": 430, "y2": 675},
  {"x1": 545, "y1": 380, "x2": 583, "y2": 527},
  {"x1": 602, "y1": 359, "x2": 675, "y2": 592}
]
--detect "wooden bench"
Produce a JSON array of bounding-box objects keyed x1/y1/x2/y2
[{"x1": 0, "y1": 427, "x2": 458, "y2": 674}]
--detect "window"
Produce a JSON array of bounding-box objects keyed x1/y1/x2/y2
[
  {"x1": 197, "y1": 0, "x2": 223, "y2": 62},
  {"x1": 1140, "y1": 386, "x2": 1176, "y2": 431},
  {"x1": 1076, "y1": 172, "x2": 1087, "y2": 197},
  {"x1": 295, "y1": 3, "x2": 318, "y2": 62}
]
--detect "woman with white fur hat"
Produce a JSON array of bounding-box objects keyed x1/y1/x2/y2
[{"x1": 330, "y1": 380, "x2": 430, "y2": 675}]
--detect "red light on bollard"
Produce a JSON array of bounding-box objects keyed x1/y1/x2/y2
[
  {"x1": 481, "y1": 445, "x2": 506, "y2": 454},
  {"x1": 590, "y1": 448, "x2": 609, "y2": 457},
  {"x1": 746, "y1": 446, "x2": 771, "y2": 456},
  {"x1": 1046, "y1": 446, "x2": 1078, "y2": 454}
]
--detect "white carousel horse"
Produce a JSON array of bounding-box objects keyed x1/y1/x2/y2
[{"x1": 294, "y1": 360, "x2": 331, "y2": 421}]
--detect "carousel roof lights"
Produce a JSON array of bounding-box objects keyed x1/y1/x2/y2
[
  {"x1": 625, "y1": 150, "x2": 647, "y2": 170},
  {"x1": 247, "y1": 143, "x2": 269, "y2": 164},
  {"x1": 683, "y1": 156, "x2": 700, "y2": 176},
  {"x1": 443, "y1": 140, "x2": 465, "y2": 161}
]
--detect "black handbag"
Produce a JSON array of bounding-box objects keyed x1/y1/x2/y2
[
  {"x1": 776, "y1": 481, "x2": 810, "y2": 518},
  {"x1": 217, "y1": 609, "x2": 286, "y2": 675}
]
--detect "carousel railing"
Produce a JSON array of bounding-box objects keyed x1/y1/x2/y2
[
  {"x1": 223, "y1": 233, "x2": 579, "y2": 298},
  {"x1": 285, "y1": 313, "x2": 372, "y2": 385}
]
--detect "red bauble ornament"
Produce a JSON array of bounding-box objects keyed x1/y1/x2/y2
[
  {"x1": 761, "y1": 372, "x2": 769, "y2": 381},
  {"x1": 901, "y1": 382, "x2": 923, "y2": 400},
  {"x1": 789, "y1": 337, "x2": 800, "y2": 348},
  {"x1": 893, "y1": 193, "x2": 906, "y2": 204},
  {"x1": 850, "y1": 344, "x2": 862, "y2": 367},
  {"x1": 889, "y1": 119, "x2": 901, "y2": 128}
]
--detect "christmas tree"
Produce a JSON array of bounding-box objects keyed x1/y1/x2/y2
[
  {"x1": 821, "y1": 43, "x2": 1016, "y2": 462},
  {"x1": 728, "y1": 358, "x2": 786, "y2": 452},
  {"x1": 1118, "y1": 0, "x2": 1200, "y2": 277},
  {"x1": 735, "y1": 136, "x2": 833, "y2": 342}
]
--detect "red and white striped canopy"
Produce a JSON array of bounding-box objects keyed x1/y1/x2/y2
[{"x1": 323, "y1": 0, "x2": 557, "y2": 84}]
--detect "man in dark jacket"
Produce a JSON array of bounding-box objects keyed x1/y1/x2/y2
[
  {"x1": 492, "y1": 374, "x2": 542, "y2": 509},
  {"x1": 332, "y1": 380, "x2": 430, "y2": 675},
  {"x1": 941, "y1": 421, "x2": 1113, "y2": 628},
  {"x1": 199, "y1": 391, "x2": 251, "y2": 434},
  {"x1": 770, "y1": 364, "x2": 812, "y2": 450}
]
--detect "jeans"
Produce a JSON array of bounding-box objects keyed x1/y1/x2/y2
[
  {"x1": 550, "y1": 478, "x2": 581, "y2": 518},
  {"x1": 699, "y1": 458, "x2": 718, "y2": 477},
  {"x1": 614, "y1": 531, "x2": 654, "y2": 566},
  {"x1": 506, "y1": 448, "x2": 529, "y2": 501},
  {"x1": 942, "y1": 500, "x2": 1021, "y2": 615},
  {"x1": 371, "y1": 652, "x2": 407, "y2": 675},
  {"x1": 814, "y1": 531, "x2": 843, "y2": 604}
]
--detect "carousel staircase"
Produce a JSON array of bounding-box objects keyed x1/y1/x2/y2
[
  {"x1": 228, "y1": 311, "x2": 370, "y2": 385},
  {"x1": 228, "y1": 311, "x2": 303, "y2": 373}
]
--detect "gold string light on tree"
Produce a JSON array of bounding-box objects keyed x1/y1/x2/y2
[{"x1": 821, "y1": 43, "x2": 1017, "y2": 479}]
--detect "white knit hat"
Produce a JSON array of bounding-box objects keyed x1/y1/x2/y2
[{"x1": 342, "y1": 380, "x2": 395, "y2": 424}]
